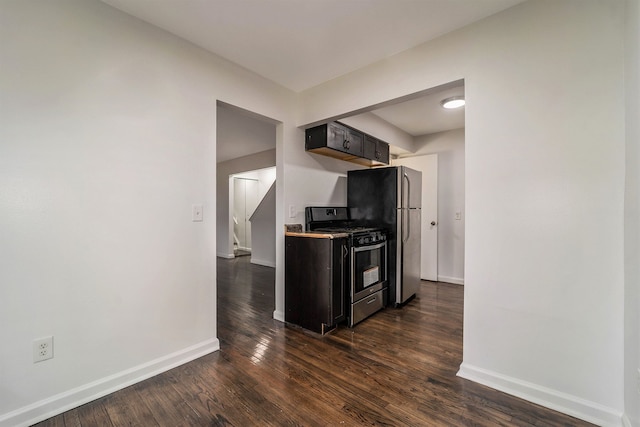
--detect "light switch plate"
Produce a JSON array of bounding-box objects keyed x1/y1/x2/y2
[{"x1": 192, "y1": 204, "x2": 203, "y2": 222}]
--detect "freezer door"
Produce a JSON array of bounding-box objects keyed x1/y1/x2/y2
[
  {"x1": 396, "y1": 207, "x2": 421, "y2": 304},
  {"x1": 348, "y1": 167, "x2": 398, "y2": 226},
  {"x1": 399, "y1": 166, "x2": 422, "y2": 209}
]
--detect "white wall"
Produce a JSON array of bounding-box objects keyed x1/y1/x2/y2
[
  {"x1": 0, "y1": 1, "x2": 297, "y2": 425},
  {"x1": 217, "y1": 103, "x2": 277, "y2": 163},
  {"x1": 216, "y1": 152, "x2": 276, "y2": 258},
  {"x1": 339, "y1": 112, "x2": 415, "y2": 153},
  {"x1": 284, "y1": 150, "x2": 363, "y2": 225},
  {"x1": 236, "y1": 168, "x2": 276, "y2": 202},
  {"x1": 237, "y1": 167, "x2": 276, "y2": 267},
  {"x1": 410, "y1": 129, "x2": 465, "y2": 284},
  {"x1": 249, "y1": 183, "x2": 276, "y2": 268},
  {"x1": 298, "y1": 1, "x2": 626, "y2": 425},
  {"x1": 624, "y1": 0, "x2": 640, "y2": 426}
]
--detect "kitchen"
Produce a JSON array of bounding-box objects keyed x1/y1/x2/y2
[
  {"x1": 283, "y1": 113, "x2": 460, "y2": 333},
  {"x1": 216, "y1": 80, "x2": 464, "y2": 335}
]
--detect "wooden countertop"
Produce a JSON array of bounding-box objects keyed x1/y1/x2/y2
[{"x1": 285, "y1": 231, "x2": 349, "y2": 239}]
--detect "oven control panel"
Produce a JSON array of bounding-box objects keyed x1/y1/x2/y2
[{"x1": 354, "y1": 231, "x2": 386, "y2": 246}]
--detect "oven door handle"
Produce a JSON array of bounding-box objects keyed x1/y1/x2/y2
[{"x1": 353, "y1": 242, "x2": 386, "y2": 252}]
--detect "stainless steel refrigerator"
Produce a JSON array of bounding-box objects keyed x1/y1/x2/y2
[{"x1": 347, "y1": 166, "x2": 421, "y2": 306}]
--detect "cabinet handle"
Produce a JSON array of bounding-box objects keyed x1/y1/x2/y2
[
  {"x1": 375, "y1": 150, "x2": 380, "y2": 159},
  {"x1": 343, "y1": 140, "x2": 350, "y2": 150},
  {"x1": 366, "y1": 297, "x2": 377, "y2": 305}
]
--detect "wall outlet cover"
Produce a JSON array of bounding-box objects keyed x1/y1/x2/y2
[{"x1": 33, "y1": 336, "x2": 54, "y2": 363}]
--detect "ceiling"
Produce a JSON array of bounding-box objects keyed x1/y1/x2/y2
[
  {"x1": 100, "y1": 0, "x2": 523, "y2": 150},
  {"x1": 368, "y1": 83, "x2": 465, "y2": 137},
  {"x1": 100, "y1": 0, "x2": 523, "y2": 93}
]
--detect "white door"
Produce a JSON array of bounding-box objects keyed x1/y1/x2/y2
[
  {"x1": 393, "y1": 154, "x2": 438, "y2": 281},
  {"x1": 233, "y1": 178, "x2": 259, "y2": 251},
  {"x1": 244, "y1": 179, "x2": 258, "y2": 249}
]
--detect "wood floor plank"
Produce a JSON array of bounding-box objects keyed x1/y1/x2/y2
[
  {"x1": 102, "y1": 383, "x2": 159, "y2": 426},
  {"x1": 61, "y1": 409, "x2": 82, "y2": 427},
  {"x1": 74, "y1": 400, "x2": 114, "y2": 427},
  {"x1": 165, "y1": 356, "x2": 244, "y2": 426},
  {"x1": 31, "y1": 414, "x2": 65, "y2": 427},
  {"x1": 132, "y1": 374, "x2": 201, "y2": 426},
  {"x1": 32, "y1": 256, "x2": 594, "y2": 426}
]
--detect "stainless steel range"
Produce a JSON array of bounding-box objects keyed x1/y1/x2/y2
[{"x1": 306, "y1": 207, "x2": 388, "y2": 326}]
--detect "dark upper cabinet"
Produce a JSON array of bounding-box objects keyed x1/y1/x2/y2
[
  {"x1": 328, "y1": 122, "x2": 364, "y2": 156},
  {"x1": 306, "y1": 122, "x2": 363, "y2": 160},
  {"x1": 305, "y1": 121, "x2": 389, "y2": 166},
  {"x1": 363, "y1": 134, "x2": 390, "y2": 166}
]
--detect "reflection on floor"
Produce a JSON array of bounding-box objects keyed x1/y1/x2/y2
[{"x1": 234, "y1": 249, "x2": 251, "y2": 257}]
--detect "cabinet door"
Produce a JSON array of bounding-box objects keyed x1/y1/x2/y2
[
  {"x1": 331, "y1": 237, "x2": 348, "y2": 324},
  {"x1": 327, "y1": 122, "x2": 363, "y2": 156},
  {"x1": 286, "y1": 235, "x2": 348, "y2": 334},
  {"x1": 375, "y1": 139, "x2": 389, "y2": 164},
  {"x1": 363, "y1": 135, "x2": 390, "y2": 165},
  {"x1": 363, "y1": 135, "x2": 378, "y2": 160},
  {"x1": 344, "y1": 127, "x2": 363, "y2": 157}
]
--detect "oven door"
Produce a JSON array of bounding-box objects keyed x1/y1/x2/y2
[{"x1": 351, "y1": 241, "x2": 387, "y2": 302}]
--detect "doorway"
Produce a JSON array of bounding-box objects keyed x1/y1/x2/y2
[
  {"x1": 393, "y1": 154, "x2": 439, "y2": 282},
  {"x1": 228, "y1": 167, "x2": 276, "y2": 263},
  {"x1": 338, "y1": 80, "x2": 465, "y2": 286},
  {"x1": 233, "y1": 177, "x2": 258, "y2": 256}
]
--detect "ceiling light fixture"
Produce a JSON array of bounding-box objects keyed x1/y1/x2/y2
[{"x1": 441, "y1": 96, "x2": 465, "y2": 109}]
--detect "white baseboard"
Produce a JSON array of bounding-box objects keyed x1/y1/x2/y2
[
  {"x1": 1, "y1": 338, "x2": 220, "y2": 427},
  {"x1": 217, "y1": 252, "x2": 235, "y2": 259},
  {"x1": 273, "y1": 310, "x2": 285, "y2": 322},
  {"x1": 457, "y1": 363, "x2": 624, "y2": 427},
  {"x1": 438, "y1": 275, "x2": 464, "y2": 285},
  {"x1": 250, "y1": 258, "x2": 275, "y2": 268}
]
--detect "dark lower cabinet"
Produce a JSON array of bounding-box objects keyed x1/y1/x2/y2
[{"x1": 285, "y1": 234, "x2": 348, "y2": 334}]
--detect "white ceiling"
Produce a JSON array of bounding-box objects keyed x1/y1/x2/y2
[
  {"x1": 369, "y1": 83, "x2": 465, "y2": 137},
  {"x1": 100, "y1": 0, "x2": 522, "y2": 154},
  {"x1": 100, "y1": 0, "x2": 523, "y2": 93}
]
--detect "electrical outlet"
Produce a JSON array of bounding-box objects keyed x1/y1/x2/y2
[{"x1": 33, "y1": 336, "x2": 53, "y2": 363}]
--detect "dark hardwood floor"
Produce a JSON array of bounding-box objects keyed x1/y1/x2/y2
[{"x1": 35, "y1": 256, "x2": 593, "y2": 426}]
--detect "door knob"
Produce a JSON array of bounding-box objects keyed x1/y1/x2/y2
[{"x1": 430, "y1": 221, "x2": 436, "y2": 226}]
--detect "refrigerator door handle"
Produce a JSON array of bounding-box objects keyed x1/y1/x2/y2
[
  {"x1": 403, "y1": 172, "x2": 410, "y2": 242},
  {"x1": 403, "y1": 172, "x2": 410, "y2": 210},
  {"x1": 402, "y1": 209, "x2": 409, "y2": 243}
]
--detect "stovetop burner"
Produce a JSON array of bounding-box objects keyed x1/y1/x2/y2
[{"x1": 306, "y1": 207, "x2": 386, "y2": 246}]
